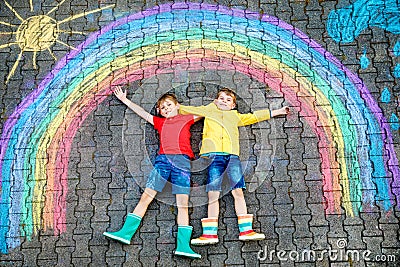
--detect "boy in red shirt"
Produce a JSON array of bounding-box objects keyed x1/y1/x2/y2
[{"x1": 103, "y1": 86, "x2": 201, "y2": 259}]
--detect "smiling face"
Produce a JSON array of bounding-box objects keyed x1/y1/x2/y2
[
  {"x1": 157, "y1": 94, "x2": 179, "y2": 118},
  {"x1": 214, "y1": 90, "x2": 236, "y2": 111}
]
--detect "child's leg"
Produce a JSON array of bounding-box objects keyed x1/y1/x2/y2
[
  {"x1": 169, "y1": 155, "x2": 191, "y2": 225},
  {"x1": 207, "y1": 191, "x2": 220, "y2": 218},
  {"x1": 231, "y1": 188, "x2": 265, "y2": 241},
  {"x1": 174, "y1": 194, "x2": 201, "y2": 258},
  {"x1": 231, "y1": 188, "x2": 248, "y2": 215},
  {"x1": 176, "y1": 194, "x2": 189, "y2": 225},
  {"x1": 191, "y1": 191, "x2": 220, "y2": 246},
  {"x1": 103, "y1": 188, "x2": 157, "y2": 244},
  {"x1": 192, "y1": 155, "x2": 228, "y2": 246},
  {"x1": 132, "y1": 188, "x2": 157, "y2": 217},
  {"x1": 227, "y1": 154, "x2": 265, "y2": 242}
]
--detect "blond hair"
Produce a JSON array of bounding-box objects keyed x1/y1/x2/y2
[
  {"x1": 156, "y1": 92, "x2": 178, "y2": 109},
  {"x1": 217, "y1": 88, "x2": 237, "y2": 105}
]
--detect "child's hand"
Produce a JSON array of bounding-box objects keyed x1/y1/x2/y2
[
  {"x1": 271, "y1": 106, "x2": 290, "y2": 117},
  {"x1": 113, "y1": 86, "x2": 127, "y2": 101}
]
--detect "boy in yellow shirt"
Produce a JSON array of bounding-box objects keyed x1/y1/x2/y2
[{"x1": 179, "y1": 88, "x2": 289, "y2": 245}]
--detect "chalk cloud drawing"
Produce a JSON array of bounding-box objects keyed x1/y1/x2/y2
[
  {"x1": 326, "y1": 0, "x2": 400, "y2": 43},
  {"x1": 381, "y1": 87, "x2": 391, "y2": 103},
  {"x1": 394, "y1": 40, "x2": 400, "y2": 78},
  {"x1": 394, "y1": 63, "x2": 400, "y2": 78},
  {"x1": 394, "y1": 40, "x2": 400, "y2": 56},
  {"x1": 360, "y1": 49, "x2": 370, "y2": 69},
  {"x1": 0, "y1": 0, "x2": 114, "y2": 83},
  {"x1": 379, "y1": 87, "x2": 398, "y2": 134},
  {"x1": 390, "y1": 113, "x2": 400, "y2": 130},
  {"x1": 327, "y1": 0, "x2": 400, "y2": 76},
  {"x1": 327, "y1": 0, "x2": 400, "y2": 153}
]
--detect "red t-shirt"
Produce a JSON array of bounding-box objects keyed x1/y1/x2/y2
[{"x1": 153, "y1": 114, "x2": 195, "y2": 158}]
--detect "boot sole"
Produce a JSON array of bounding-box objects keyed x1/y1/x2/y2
[
  {"x1": 174, "y1": 251, "x2": 202, "y2": 259},
  {"x1": 103, "y1": 232, "x2": 131, "y2": 245},
  {"x1": 191, "y1": 240, "x2": 219, "y2": 246},
  {"x1": 239, "y1": 236, "x2": 265, "y2": 241}
]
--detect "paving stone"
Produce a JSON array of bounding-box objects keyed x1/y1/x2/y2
[
  {"x1": 292, "y1": 214, "x2": 312, "y2": 239},
  {"x1": 289, "y1": 170, "x2": 308, "y2": 193},
  {"x1": 380, "y1": 223, "x2": 400, "y2": 249},
  {"x1": 72, "y1": 234, "x2": 92, "y2": 258},
  {"x1": 55, "y1": 246, "x2": 75, "y2": 266},
  {"x1": 276, "y1": 226, "x2": 296, "y2": 252},
  {"x1": 223, "y1": 241, "x2": 245, "y2": 265},
  {"x1": 20, "y1": 248, "x2": 39, "y2": 266},
  {"x1": 139, "y1": 233, "x2": 159, "y2": 257},
  {"x1": 207, "y1": 253, "x2": 225, "y2": 266},
  {"x1": 309, "y1": 225, "x2": 329, "y2": 250},
  {"x1": 272, "y1": 182, "x2": 292, "y2": 205},
  {"x1": 71, "y1": 257, "x2": 92, "y2": 266},
  {"x1": 106, "y1": 255, "x2": 129, "y2": 266},
  {"x1": 156, "y1": 243, "x2": 176, "y2": 266},
  {"x1": 258, "y1": 215, "x2": 278, "y2": 239}
]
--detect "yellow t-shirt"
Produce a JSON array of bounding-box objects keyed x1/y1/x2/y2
[{"x1": 180, "y1": 103, "x2": 271, "y2": 156}]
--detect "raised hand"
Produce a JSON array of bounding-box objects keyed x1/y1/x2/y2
[
  {"x1": 113, "y1": 86, "x2": 127, "y2": 101},
  {"x1": 271, "y1": 106, "x2": 290, "y2": 117}
]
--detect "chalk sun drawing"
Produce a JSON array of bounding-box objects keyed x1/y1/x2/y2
[
  {"x1": 0, "y1": 2, "x2": 399, "y2": 254},
  {"x1": 0, "y1": 0, "x2": 114, "y2": 83}
]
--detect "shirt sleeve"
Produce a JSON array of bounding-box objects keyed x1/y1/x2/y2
[
  {"x1": 152, "y1": 116, "x2": 164, "y2": 131},
  {"x1": 184, "y1": 115, "x2": 195, "y2": 126},
  {"x1": 237, "y1": 109, "x2": 271, "y2": 126},
  {"x1": 179, "y1": 103, "x2": 213, "y2": 117}
]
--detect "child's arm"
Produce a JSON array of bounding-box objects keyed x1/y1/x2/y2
[
  {"x1": 114, "y1": 86, "x2": 154, "y2": 125},
  {"x1": 193, "y1": 115, "x2": 203, "y2": 122},
  {"x1": 177, "y1": 104, "x2": 203, "y2": 122},
  {"x1": 271, "y1": 106, "x2": 290, "y2": 117},
  {"x1": 179, "y1": 103, "x2": 213, "y2": 117},
  {"x1": 238, "y1": 106, "x2": 289, "y2": 126}
]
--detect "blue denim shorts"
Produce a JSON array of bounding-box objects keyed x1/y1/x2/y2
[
  {"x1": 146, "y1": 154, "x2": 191, "y2": 195},
  {"x1": 205, "y1": 154, "x2": 246, "y2": 192}
]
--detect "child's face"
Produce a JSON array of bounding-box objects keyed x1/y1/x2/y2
[
  {"x1": 158, "y1": 99, "x2": 179, "y2": 118},
  {"x1": 214, "y1": 92, "x2": 236, "y2": 111}
]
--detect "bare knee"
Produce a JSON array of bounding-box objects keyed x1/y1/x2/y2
[
  {"x1": 141, "y1": 188, "x2": 156, "y2": 204},
  {"x1": 208, "y1": 191, "x2": 220, "y2": 202},
  {"x1": 231, "y1": 188, "x2": 244, "y2": 199},
  {"x1": 176, "y1": 194, "x2": 189, "y2": 208}
]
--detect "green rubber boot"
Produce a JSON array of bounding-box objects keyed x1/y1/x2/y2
[
  {"x1": 103, "y1": 213, "x2": 142, "y2": 244},
  {"x1": 174, "y1": 225, "x2": 201, "y2": 259}
]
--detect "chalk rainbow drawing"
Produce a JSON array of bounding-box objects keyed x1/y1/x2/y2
[{"x1": 0, "y1": 2, "x2": 399, "y2": 253}]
